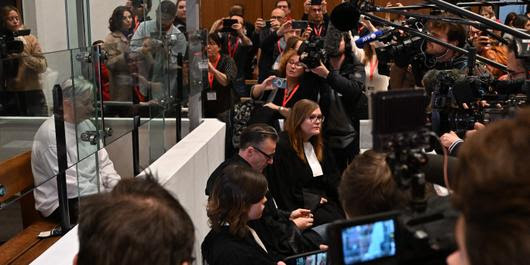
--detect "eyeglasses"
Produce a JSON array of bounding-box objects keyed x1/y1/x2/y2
[
  {"x1": 308, "y1": 114, "x2": 324, "y2": 123},
  {"x1": 287, "y1": 60, "x2": 304, "y2": 68},
  {"x1": 252, "y1": 146, "x2": 274, "y2": 161},
  {"x1": 270, "y1": 16, "x2": 284, "y2": 20}
]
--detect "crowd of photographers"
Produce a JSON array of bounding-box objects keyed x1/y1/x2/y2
[{"x1": 2, "y1": 0, "x2": 529, "y2": 264}]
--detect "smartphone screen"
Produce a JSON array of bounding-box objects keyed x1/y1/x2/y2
[
  {"x1": 272, "y1": 77, "x2": 287, "y2": 89},
  {"x1": 341, "y1": 219, "x2": 396, "y2": 264},
  {"x1": 292, "y1": 20, "x2": 309, "y2": 30},
  {"x1": 284, "y1": 250, "x2": 327, "y2": 265},
  {"x1": 221, "y1": 19, "x2": 238, "y2": 32}
]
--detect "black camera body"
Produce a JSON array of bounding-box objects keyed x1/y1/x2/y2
[
  {"x1": 0, "y1": 29, "x2": 30, "y2": 88},
  {"x1": 425, "y1": 69, "x2": 528, "y2": 135},
  {"x1": 0, "y1": 29, "x2": 29, "y2": 58},
  {"x1": 370, "y1": 90, "x2": 458, "y2": 264},
  {"x1": 298, "y1": 37, "x2": 327, "y2": 69},
  {"x1": 376, "y1": 35, "x2": 429, "y2": 77}
]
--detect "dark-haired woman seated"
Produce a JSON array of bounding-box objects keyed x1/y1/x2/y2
[
  {"x1": 266, "y1": 99, "x2": 344, "y2": 227},
  {"x1": 202, "y1": 165, "x2": 285, "y2": 265}
]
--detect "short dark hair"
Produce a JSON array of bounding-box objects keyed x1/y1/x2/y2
[
  {"x1": 207, "y1": 165, "x2": 268, "y2": 237},
  {"x1": 108, "y1": 6, "x2": 132, "y2": 32},
  {"x1": 157, "y1": 0, "x2": 177, "y2": 20},
  {"x1": 239, "y1": 123, "x2": 278, "y2": 150},
  {"x1": 339, "y1": 150, "x2": 410, "y2": 218},
  {"x1": 132, "y1": 0, "x2": 152, "y2": 9},
  {"x1": 453, "y1": 108, "x2": 530, "y2": 265},
  {"x1": 229, "y1": 4, "x2": 245, "y2": 17},
  {"x1": 77, "y1": 177, "x2": 195, "y2": 265},
  {"x1": 207, "y1": 32, "x2": 222, "y2": 47},
  {"x1": 275, "y1": 0, "x2": 291, "y2": 9},
  {"x1": 427, "y1": 19, "x2": 467, "y2": 48}
]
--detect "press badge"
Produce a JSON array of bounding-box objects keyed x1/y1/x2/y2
[{"x1": 207, "y1": 91, "x2": 217, "y2": 101}]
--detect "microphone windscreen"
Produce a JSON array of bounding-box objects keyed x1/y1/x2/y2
[
  {"x1": 324, "y1": 23, "x2": 343, "y2": 57},
  {"x1": 330, "y1": 2, "x2": 360, "y2": 32}
]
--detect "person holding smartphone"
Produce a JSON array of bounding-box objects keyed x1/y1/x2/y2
[
  {"x1": 210, "y1": 15, "x2": 253, "y2": 97},
  {"x1": 203, "y1": 33, "x2": 237, "y2": 118},
  {"x1": 251, "y1": 50, "x2": 321, "y2": 127}
]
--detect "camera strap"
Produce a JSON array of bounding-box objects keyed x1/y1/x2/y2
[
  {"x1": 208, "y1": 54, "x2": 221, "y2": 89},
  {"x1": 227, "y1": 36, "x2": 239, "y2": 58},
  {"x1": 282, "y1": 83, "x2": 300, "y2": 106}
]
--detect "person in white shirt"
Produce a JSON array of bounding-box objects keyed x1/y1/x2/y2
[
  {"x1": 130, "y1": 0, "x2": 187, "y2": 100},
  {"x1": 31, "y1": 77, "x2": 121, "y2": 221}
]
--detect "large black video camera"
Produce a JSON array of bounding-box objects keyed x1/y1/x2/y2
[
  {"x1": 0, "y1": 29, "x2": 30, "y2": 87},
  {"x1": 0, "y1": 29, "x2": 29, "y2": 58},
  {"x1": 370, "y1": 90, "x2": 458, "y2": 264},
  {"x1": 424, "y1": 69, "x2": 528, "y2": 135},
  {"x1": 374, "y1": 18, "x2": 433, "y2": 78},
  {"x1": 298, "y1": 36, "x2": 327, "y2": 69}
]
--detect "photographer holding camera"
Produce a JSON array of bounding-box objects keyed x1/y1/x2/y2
[
  {"x1": 309, "y1": 24, "x2": 366, "y2": 172},
  {"x1": 389, "y1": 19, "x2": 468, "y2": 90},
  {"x1": 0, "y1": 5, "x2": 47, "y2": 116}
]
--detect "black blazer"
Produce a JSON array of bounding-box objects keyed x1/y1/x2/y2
[
  {"x1": 202, "y1": 226, "x2": 277, "y2": 265},
  {"x1": 265, "y1": 132, "x2": 344, "y2": 226}
]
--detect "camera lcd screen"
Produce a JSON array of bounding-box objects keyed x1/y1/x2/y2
[
  {"x1": 284, "y1": 250, "x2": 327, "y2": 265},
  {"x1": 341, "y1": 219, "x2": 396, "y2": 264},
  {"x1": 327, "y1": 211, "x2": 399, "y2": 265}
]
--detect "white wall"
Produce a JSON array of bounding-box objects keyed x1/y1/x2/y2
[
  {"x1": 31, "y1": 119, "x2": 224, "y2": 265},
  {"x1": 23, "y1": 0, "x2": 68, "y2": 53},
  {"x1": 88, "y1": 0, "x2": 124, "y2": 43}
]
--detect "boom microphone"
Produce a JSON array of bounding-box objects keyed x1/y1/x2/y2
[
  {"x1": 354, "y1": 29, "x2": 389, "y2": 48},
  {"x1": 330, "y1": 1, "x2": 361, "y2": 32}
]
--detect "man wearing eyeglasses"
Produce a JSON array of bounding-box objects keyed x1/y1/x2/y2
[
  {"x1": 254, "y1": 8, "x2": 296, "y2": 82},
  {"x1": 205, "y1": 123, "x2": 323, "y2": 260}
]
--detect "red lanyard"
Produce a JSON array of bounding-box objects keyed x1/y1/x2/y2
[
  {"x1": 227, "y1": 37, "x2": 239, "y2": 58},
  {"x1": 369, "y1": 58, "x2": 378, "y2": 81},
  {"x1": 313, "y1": 24, "x2": 323, "y2": 37},
  {"x1": 282, "y1": 83, "x2": 300, "y2": 107},
  {"x1": 208, "y1": 54, "x2": 221, "y2": 89},
  {"x1": 277, "y1": 40, "x2": 284, "y2": 54}
]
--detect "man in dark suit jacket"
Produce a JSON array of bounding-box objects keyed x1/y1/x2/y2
[{"x1": 205, "y1": 124, "x2": 322, "y2": 260}]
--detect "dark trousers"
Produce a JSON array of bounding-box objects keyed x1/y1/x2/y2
[{"x1": 0, "y1": 90, "x2": 47, "y2": 116}]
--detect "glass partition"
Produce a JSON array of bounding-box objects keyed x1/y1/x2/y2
[{"x1": 0, "y1": 0, "x2": 204, "y2": 254}]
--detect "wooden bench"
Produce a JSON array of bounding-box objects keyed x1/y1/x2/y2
[{"x1": 0, "y1": 151, "x2": 61, "y2": 265}]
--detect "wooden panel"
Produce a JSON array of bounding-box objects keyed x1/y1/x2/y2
[
  {"x1": 0, "y1": 221, "x2": 59, "y2": 265},
  {"x1": 0, "y1": 152, "x2": 34, "y2": 204},
  {"x1": 199, "y1": 0, "x2": 345, "y2": 30}
]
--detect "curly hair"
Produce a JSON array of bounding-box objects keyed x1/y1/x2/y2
[
  {"x1": 207, "y1": 165, "x2": 268, "y2": 238},
  {"x1": 108, "y1": 6, "x2": 132, "y2": 32}
]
